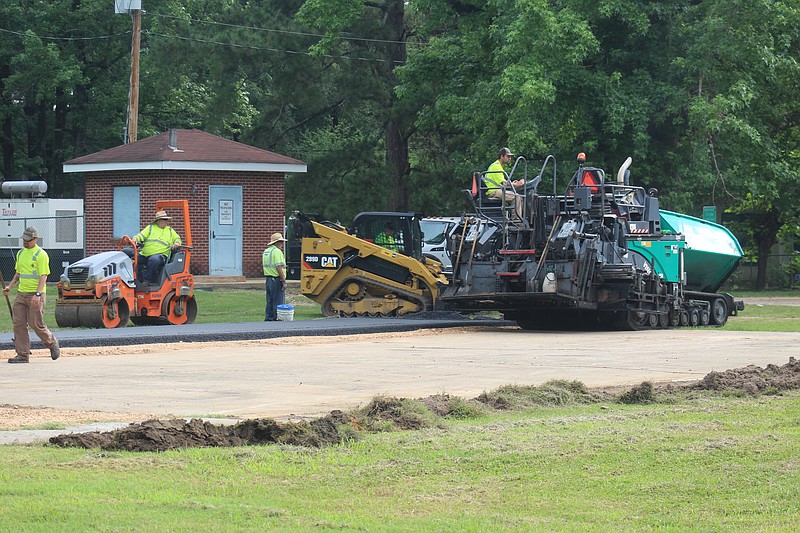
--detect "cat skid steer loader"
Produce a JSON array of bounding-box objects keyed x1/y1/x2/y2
[{"x1": 296, "y1": 211, "x2": 447, "y2": 317}]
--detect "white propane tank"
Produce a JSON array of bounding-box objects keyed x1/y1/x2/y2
[
  {"x1": 1, "y1": 181, "x2": 48, "y2": 195},
  {"x1": 542, "y1": 271, "x2": 557, "y2": 293}
]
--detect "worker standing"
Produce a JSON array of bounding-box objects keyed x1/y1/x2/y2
[
  {"x1": 4, "y1": 226, "x2": 60, "y2": 364},
  {"x1": 133, "y1": 210, "x2": 182, "y2": 286},
  {"x1": 263, "y1": 232, "x2": 288, "y2": 321}
]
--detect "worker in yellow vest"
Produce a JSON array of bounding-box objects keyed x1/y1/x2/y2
[
  {"x1": 262, "y1": 232, "x2": 287, "y2": 321},
  {"x1": 134, "y1": 210, "x2": 182, "y2": 287},
  {"x1": 4, "y1": 226, "x2": 60, "y2": 364},
  {"x1": 485, "y1": 147, "x2": 525, "y2": 219},
  {"x1": 374, "y1": 222, "x2": 401, "y2": 252}
]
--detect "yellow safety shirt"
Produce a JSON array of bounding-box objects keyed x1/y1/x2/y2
[
  {"x1": 134, "y1": 224, "x2": 182, "y2": 257},
  {"x1": 484, "y1": 159, "x2": 507, "y2": 191},
  {"x1": 374, "y1": 232, "x2": 400, "y2": 252},
  {"x1": 262, "y1": 246, "x2": 285, "y2": 277},
  {"x1": 15, "y1": 246, "x2": 50, "y2": 293}
]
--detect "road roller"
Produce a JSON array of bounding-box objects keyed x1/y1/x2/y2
[{"x1": 55, "y1": 199, "x2": 197, "y2": 328}]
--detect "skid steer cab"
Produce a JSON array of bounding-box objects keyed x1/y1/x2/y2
[{"x1": 55, "y1": 199, "x2": 198, "y2": 328}]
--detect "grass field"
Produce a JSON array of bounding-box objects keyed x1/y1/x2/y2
[
  {"x1": 1, "y1": 390, "x2": 798, "y2": 530},
  {"x1": 1, "y1": 289, "x2": 798, "y2": 529},
  {"x1": 0, "y1": 285, "x2": 323, "y2": 332}
]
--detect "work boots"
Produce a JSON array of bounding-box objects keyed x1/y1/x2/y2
[
  {"x1": 7, "y1": 342, "x2": 59, "y2": 363},
  {"x1": 50, "y1": 340, "x2": 61, "y2": 360}
]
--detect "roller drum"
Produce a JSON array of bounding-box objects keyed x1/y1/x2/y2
[
  {"x1": 77, "y1": 304, "x2": 106, "y2": 328},
  {"x1": 54, "y1": 304, "x2": 81, "y2": 328}
]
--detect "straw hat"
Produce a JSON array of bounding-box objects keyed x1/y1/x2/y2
[
  {"x1": 268, "y1": 232, "x2": 287, "y2": 246},
  {"x1": 153, "y1": 210, "x2": 172, "y2": 222}
]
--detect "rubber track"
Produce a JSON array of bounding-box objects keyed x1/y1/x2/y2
[{"x1": 321, "y1": 276, "x2": 435, "y2": 317}]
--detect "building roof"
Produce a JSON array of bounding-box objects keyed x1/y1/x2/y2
[{"x1": 63, "y1": 129, "x2": 307, "y2": 174}]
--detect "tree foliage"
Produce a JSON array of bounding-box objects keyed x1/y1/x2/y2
[{"x1": 0, "y1": 0, "x2": 798, "y2": 287}]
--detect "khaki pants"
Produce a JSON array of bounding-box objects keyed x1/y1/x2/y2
[
  {"x1": 12, "y1": 292, "x2": 57, "y2": 357},
  {"x1": 488, "y1": 189, "x2": 524, "y2": 219}
]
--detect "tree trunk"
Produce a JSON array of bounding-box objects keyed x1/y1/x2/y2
[
  {"x1": 755, "y1": 236, "x2": 775, "y2": 290},
  {"x1": 386, "y1": 119, "x2": 409, "y2": 210},
  {"x1": 752, "y1": 209, "x2": 782, "y2": 290},
  {"x1": 52, "y1": 87, "x2": 68, "y2": 197},
  {"x1": 383, "y1": 0, "x2": 409, "y2": 211},
  {"x1": 1, "y1": 114, "x2": 12, "y2": 181},
  {"x1": 0, "y1": 64, "x2": 14, "y2": 180}
]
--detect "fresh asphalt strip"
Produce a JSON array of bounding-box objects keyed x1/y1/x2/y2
[{"x1": 0, "y1": 314, "x2": 512, "y2": 350}]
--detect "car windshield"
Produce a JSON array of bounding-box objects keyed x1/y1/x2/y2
[{"x1": 421, "y1": 221, "x2": 449, "y2": 245}]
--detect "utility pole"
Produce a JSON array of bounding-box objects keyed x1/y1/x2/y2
[
  {"x1": 116, "y1": 0, "x2": 142, "y2": 144},
  {"x1": 127, "y1": 7, "x2": 142, "y2": 144}
]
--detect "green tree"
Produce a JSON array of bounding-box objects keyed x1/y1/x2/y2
[
  {"x1": 398, "y1": 0, "x2": 601, "y2": 212},
  {"x1": 401, "y1": 0, "x2": 800, "y2": 290},
  {"x1": 673, "y1": 0, "x2": 800, "y2": 288},
  {"x1": 296, "y1": 0, "x2": 413, "y2": 215},
  {"x1": 0, "y1": 0, "x2": 131, "y2": 195}
]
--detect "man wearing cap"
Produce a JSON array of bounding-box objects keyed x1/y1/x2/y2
[
  {"x1": 262, "y1": 232, "x2": 287, "y2": 321},
  {"x1": 374, "y1": 222, "x2": 401, "y2": 252},
  {"x1": 133, "y1": 210, "x2": 182, "y2": 286},
  {"x1": 3, "y1": 226, "x2": 60, "y2": 364},
  {"x1": 485, "y1": 147, "x2": 526, "y2": 218}
]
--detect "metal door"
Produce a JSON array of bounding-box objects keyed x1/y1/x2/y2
[{"x1": 209, "y1": 186, "x2": 243, "y2": 276}]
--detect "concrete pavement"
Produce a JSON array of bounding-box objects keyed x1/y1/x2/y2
[{"x1": 2, "y1": 327, "x2": 799, "y2": 445}]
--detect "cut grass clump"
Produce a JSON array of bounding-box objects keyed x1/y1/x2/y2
[
  {"x1": 617, "y1": 381, "x2": 656, "y2": 404},
  {"x1": 475, "y1": 379, "x2": 607, "y2": 410},
  {"x1": 351, "y1": 396, "x2": 440, "y2": 432},
  {"x1": 419, "y1": 393, "x2": 487, "y2": 419}
]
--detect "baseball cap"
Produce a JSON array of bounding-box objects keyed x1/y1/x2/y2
[{"x1": 22, "y1": 226, "x2": 39, "y2": 242}]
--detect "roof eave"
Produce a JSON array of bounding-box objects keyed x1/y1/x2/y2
[{"x1": 62, "y1": 161, "x2": 308, "y2": 174}]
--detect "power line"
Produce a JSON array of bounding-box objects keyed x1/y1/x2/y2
[
  {"x1": 0, "y1": 25, "x2": 405, "y2": 65},
  {"x1": 0, "y1": 27, "x2": 129, "y2": 41},
  {"x1": 146, "y1": 31, "x2": 405, "y2": 65},
  {"x1": 149, "y1": 12, "x2": 420, "y2": 47}
]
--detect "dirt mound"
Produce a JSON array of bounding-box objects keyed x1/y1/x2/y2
[
  {"x1": 50, "y1": 358, "x2": 800, "y2": 452},
  {"x1": 420, "y1": 394, "x2": 458, "y2": 416},
  {"x1": 694, "y1": 357, "x2": 799, "y2": 394},
  {"x1": 50, "y1": 414, "x2": 351, "y2": 452}
]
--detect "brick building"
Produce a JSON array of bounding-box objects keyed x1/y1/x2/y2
[{"x1": 63, "y1": 129, "x2": 306, "y2": 278}]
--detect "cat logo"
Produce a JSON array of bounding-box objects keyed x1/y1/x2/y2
[
  {"x1": 303, "y1": 253, "x2": 340, "y2": 269},
  {"x1": 321, "y1": 256, "x2": 339, "y2": 268}
]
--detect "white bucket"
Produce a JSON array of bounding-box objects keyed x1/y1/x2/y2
[
  {"x1": 542, "y1": 272, "x2": 557, "y2": 293},
  {"x1": 277, "y1": 304, "x2": 295, "y2": 321}
]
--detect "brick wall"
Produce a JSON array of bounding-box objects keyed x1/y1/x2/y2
[{"x1": 85, "y1": 170, "x2": 285, "y2": 277}]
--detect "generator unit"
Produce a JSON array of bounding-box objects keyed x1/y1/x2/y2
[{"x1": 0, "y1": 181, "x2": 84, "y2": 282}]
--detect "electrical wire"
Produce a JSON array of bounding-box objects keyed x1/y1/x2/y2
[
  {"x1": 0, "y1": 26, "x2": 406, "y2": 65},
  {"x1": 146, "y1": 31, "x2": 404, "y2": 64},
  {"x1": 0, "y1": 27, "x2": 129, "y2": 41},
  {"x1": 149, "y1": 12, "x2": 421, "y2": 47}
]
